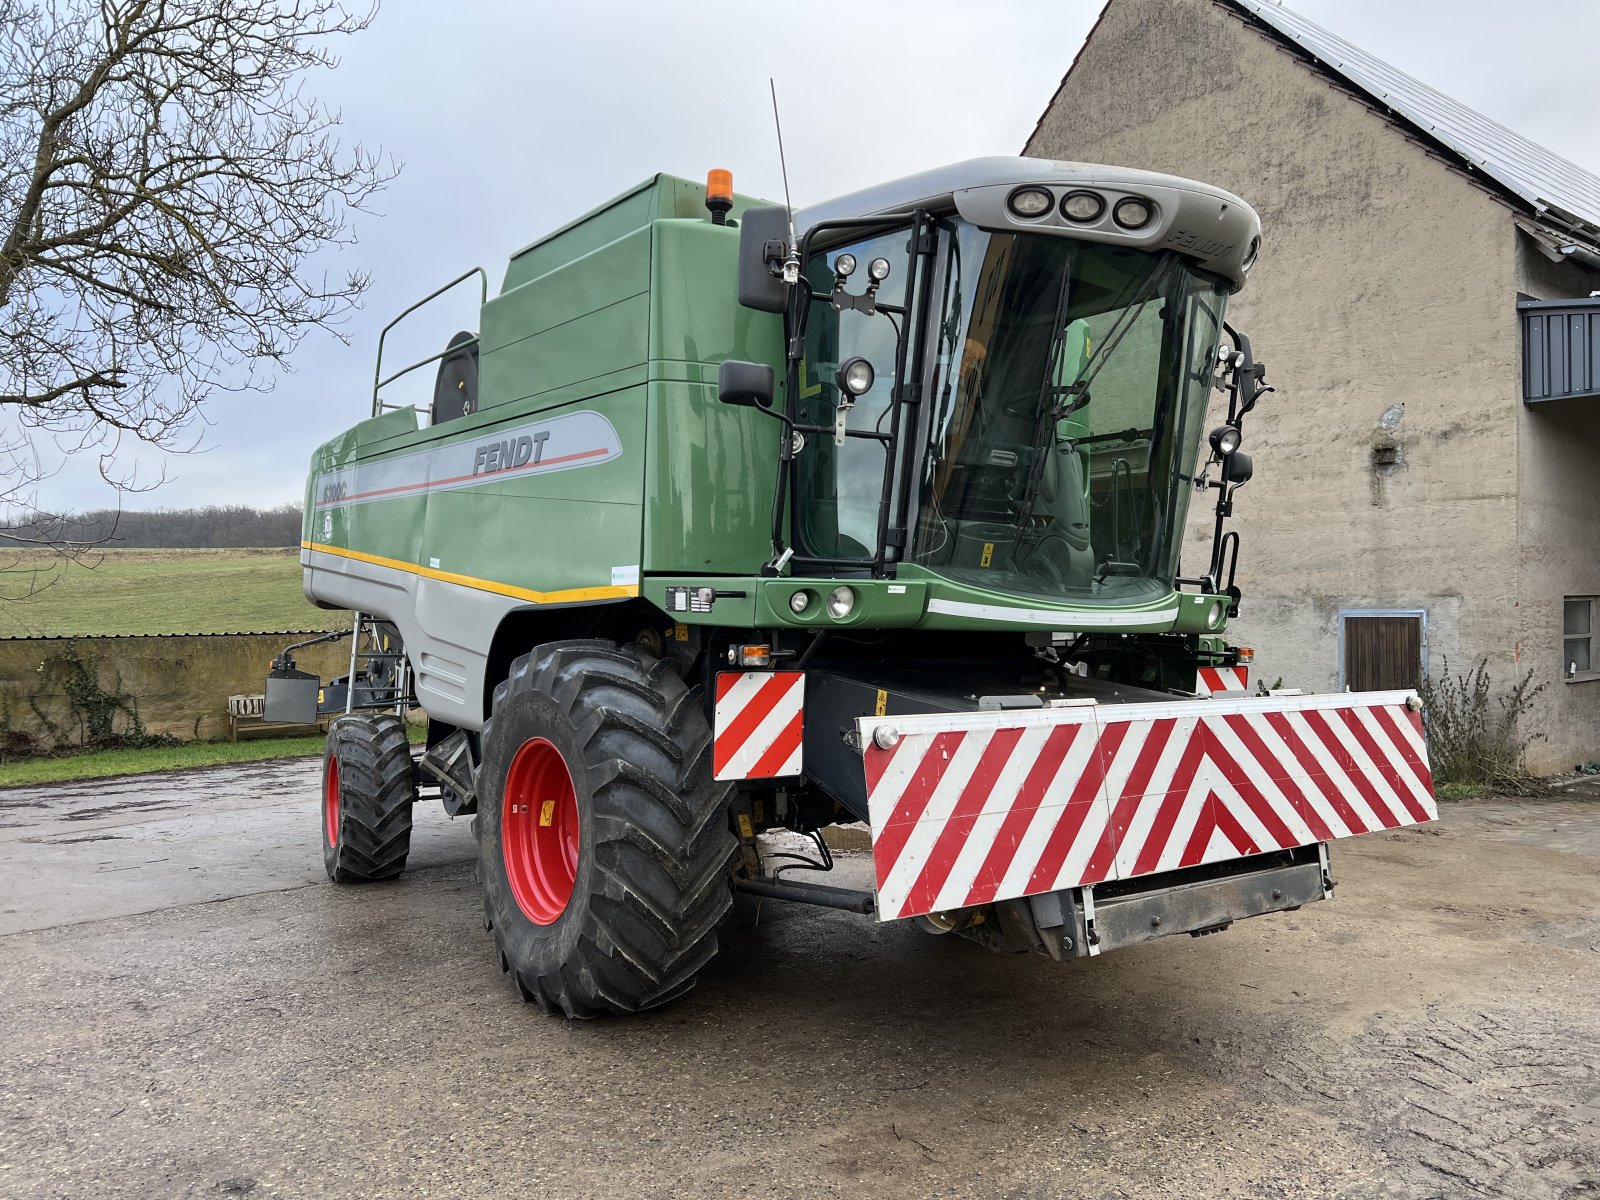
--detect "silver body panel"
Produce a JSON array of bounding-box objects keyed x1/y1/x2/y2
[
  {"x1": 302, "y1": 546, "x2": 516, "y2": 731},
  {"x1": 795, "y1": 156, "x2": 1262, "y2": 289}
]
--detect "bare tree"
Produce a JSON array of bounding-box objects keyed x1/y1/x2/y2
[{"x1": 0, "y1": 0, "x2": 393, "y2": 503}]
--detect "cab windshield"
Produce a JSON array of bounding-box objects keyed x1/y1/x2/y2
[{"x1": 912, "y1": 219, "x2": 1227, "y2": 605}]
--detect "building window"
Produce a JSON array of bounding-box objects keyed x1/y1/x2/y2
[{"x1": 1565, "y1": 597, "x2": 1597, "y2": 681}]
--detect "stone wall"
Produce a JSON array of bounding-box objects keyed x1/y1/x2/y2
[{"x1": 0, "y1": 633, "x2": 356, "y2": 747}]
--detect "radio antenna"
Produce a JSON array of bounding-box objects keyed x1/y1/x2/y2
[{"x1": 769, "y1": 78, "x2": 800, "y2": 283}]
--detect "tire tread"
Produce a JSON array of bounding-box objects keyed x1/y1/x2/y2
[
  {"x1": 480, "y1": 641, "x2": 735, "y2": 1018},
  {"x1": 325, "y1": 714, "x2": 414, "y2": 882}
]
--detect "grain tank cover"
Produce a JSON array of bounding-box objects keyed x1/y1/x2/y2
[
  {"x1": 502, "y1": 173, "x2": 769, "y2": 292},
  {"x1": 795, "y1": 156, "x2": 1261, "y2": 290}
]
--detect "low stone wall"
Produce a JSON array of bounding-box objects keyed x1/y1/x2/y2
[{"x1": 0, "y1": 632, "x2": 357, "y2": 747}]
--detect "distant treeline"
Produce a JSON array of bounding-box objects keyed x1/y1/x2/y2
[{"x1": 0, "y1": 505, "x2": 303, "y2": 549}]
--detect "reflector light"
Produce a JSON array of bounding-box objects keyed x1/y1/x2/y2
[{"x1": 727, "y1": 643, "x2": 773, "y2": 667}]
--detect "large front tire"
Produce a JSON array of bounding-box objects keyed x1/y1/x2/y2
[
  {"x1": 322, "y1": 714, "x2": 415, "y2": 882},
  {"x1": 477, "y1": 640, "x2": 735, "y2": 1018}
]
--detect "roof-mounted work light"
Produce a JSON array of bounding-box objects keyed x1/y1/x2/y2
[
  {"x1": 1007, "y1": 186, "x2": 1053, "y2": 218},
  {"x1": 1113, "y1": 196, "x2": 1153, "y2": 229}
]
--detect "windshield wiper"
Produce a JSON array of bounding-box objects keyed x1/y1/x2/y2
[{"x1": 1014, "y1": 255, "x2": 1178, "y2": 533}]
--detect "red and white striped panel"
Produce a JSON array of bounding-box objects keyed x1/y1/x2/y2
[
  {"x1": 860, "y1": 691, "x2": 1434, "y2": 922},
  {"x1": 713, "y1": 672, "x2": 804, "y2": 781},
  {"x1": 1196, "y1": 665, "x2": 1249, "y2": 695}
]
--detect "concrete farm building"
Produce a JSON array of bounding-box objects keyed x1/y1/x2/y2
[{"x1": 1028, "y1": 0, "x2": 1600, "y2": 773}]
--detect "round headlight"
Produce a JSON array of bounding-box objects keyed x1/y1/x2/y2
[
  {"x1": 1207, "y1": 600, "x2": 1225, "y2": 629},
  {"x1": 867, "y1": 257, "x2": 892, "y2": 282},
  {"x1": 1208, "y1": 425, "x2": 1242, "y2": 457},
  {"x1": 1007, "y1": 187, "x2": 1053, "y2": 218},
  {"x1": 834, "y1": 252, "x2": 857, "y2": 278},
  {"x1": 788, "y1": 590, "x2": 811, "y2": 614},
  {"x1": 1113, "y1": 197, "x2": 1154, "y2": 229},
  {"x1": 837, "y1": 357, "x2": 874, "y2": 397},
  {"x1": 827, "y1": 586, "x2": 856, "y2": 620},
  {"x1": 1241, "y1": 235, "x2": 1260, "y2": 273},
  {"x1": 1060, "y1": 190, "x2": 1105, "y2": 222}
]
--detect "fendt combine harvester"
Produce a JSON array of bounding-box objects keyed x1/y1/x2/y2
[{"x1": 268, "y1": 158, "x2": 1437, "y2": 1018}]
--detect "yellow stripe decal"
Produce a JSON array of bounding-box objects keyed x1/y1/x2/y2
[{"x1": 302, "y1": 542, "x2": 638, "y2": 606}]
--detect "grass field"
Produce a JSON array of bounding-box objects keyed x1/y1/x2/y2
[
  {"x1": 0, "y1": 719, "x2": 428, "y2": 787},
  {"x1": 0, "y1": 547, "x2": 345, "y2": 637},
  {"x1": 0, "y1": 734, "x2": 329, "y2": 787}
]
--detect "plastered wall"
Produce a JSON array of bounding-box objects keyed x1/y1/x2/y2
[
  {"x1": 1028, "y1": 0, "x2": 1598, "y2": 772},
  {"x1": 1513, "y1": 243, "x2": 1600, "y2": 769}
]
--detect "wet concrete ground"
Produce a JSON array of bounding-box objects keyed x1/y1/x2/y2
[{"x1": 1, "y1": 762, "x2": 1597, "y2": 1199}]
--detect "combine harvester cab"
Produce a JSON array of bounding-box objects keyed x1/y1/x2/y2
[{"x1": 278, "y1": 158, "x2": 1435, "y2": 1016}]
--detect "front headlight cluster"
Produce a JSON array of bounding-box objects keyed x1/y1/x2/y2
[{"x1": 784, "y1": 586, "x2": 858, "y2": 621}]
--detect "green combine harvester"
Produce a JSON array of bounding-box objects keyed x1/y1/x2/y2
[{"x1": 268, "y1": 158, "x2": 1437, "y2": 1018}]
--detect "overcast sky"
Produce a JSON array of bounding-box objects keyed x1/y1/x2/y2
[{"x1": 36, "y1": 0, "x2": 1600, "y2": 512}]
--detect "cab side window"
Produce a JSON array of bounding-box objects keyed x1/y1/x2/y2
[{"x1": 795, "y1": 229, "x2": 909, "y2": 559}]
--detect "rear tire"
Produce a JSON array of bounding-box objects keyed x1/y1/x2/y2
[
  {"x1": 476, "y1": 640, "x2": 735, "y2": 1018},
  {"x1": 322, "y1": 714, "x2": 415, "y2": 882}
]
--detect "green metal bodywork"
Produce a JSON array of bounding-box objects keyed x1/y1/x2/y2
[{"x1": 303, "y1": 172, "x2": 1231, "y2": 638}]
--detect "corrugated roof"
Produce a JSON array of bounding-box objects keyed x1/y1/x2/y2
[{"x1": 1225, "y1": 0, "x2": 1600, "y2": 239}]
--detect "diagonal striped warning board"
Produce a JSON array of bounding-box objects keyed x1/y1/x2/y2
[
  {"x1": 1196, "y1": 665, "x2": 1249, "y2": 695},
  {"x1": 859, "y1": 691, "x2": 1435, "y2": 922},
  {"x1": 713, "y1": 672, "x2": 805, "y2": 781}
]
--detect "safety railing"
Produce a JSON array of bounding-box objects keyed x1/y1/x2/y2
[{"x1": 370, "y1": 267, "x2": 488, "y2": 418}]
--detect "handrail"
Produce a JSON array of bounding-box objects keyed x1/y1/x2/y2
[{"x1": 370, "y1": 267, "x2": 489, "y2": 417}]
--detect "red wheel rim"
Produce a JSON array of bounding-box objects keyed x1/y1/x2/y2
[
  {"x1": 324, "y1": 755, "x2": 340, "y2": 846},
  {"x1": 502, "y1": 737, "x2": 580, "y2": 925}
]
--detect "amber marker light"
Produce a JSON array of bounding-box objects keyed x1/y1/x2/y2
[{"x1": 705, "y1": 169, "x2": 734, "y2": 225}]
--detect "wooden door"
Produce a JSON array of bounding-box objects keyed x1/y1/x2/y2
[{"x1": 1343, "y1": 615, "x2": 1423, "y2": 691}]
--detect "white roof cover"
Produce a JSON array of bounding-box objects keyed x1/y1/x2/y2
[{"x1": 1228, "y1": 0, "x2": 1600, "y2": 237}]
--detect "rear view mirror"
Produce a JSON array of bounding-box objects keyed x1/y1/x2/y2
[
  {"x1": 737, "y1": 206, "x2": 792, "y2": 313},
  {"x1": 718, "y1": 359, "x2": 775, "y2": 409}
]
